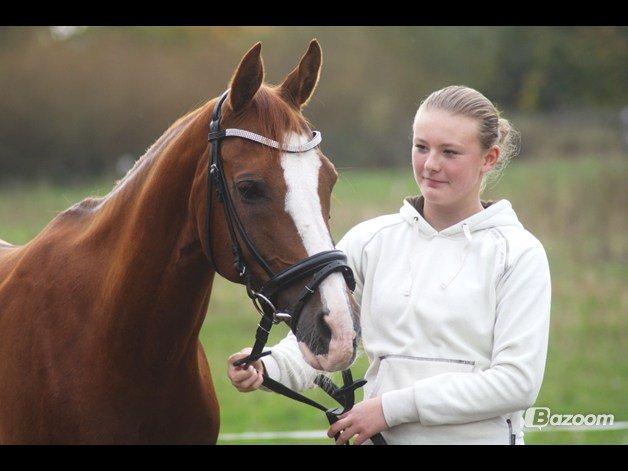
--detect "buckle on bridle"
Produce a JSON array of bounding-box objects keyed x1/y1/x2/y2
[
  {"x1": 251, "y1": 291, "x2": 274, "y2": 314},
  {"x1": 248, "y1": 291, "x2": 286, "y2": 324},
  {"x1": 208, "y1": 129, "x2": 226, "y2": 141}
]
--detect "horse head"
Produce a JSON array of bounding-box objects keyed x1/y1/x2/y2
[{"x1": 196, "y1": 40, "x2": 360, "y2": 372}]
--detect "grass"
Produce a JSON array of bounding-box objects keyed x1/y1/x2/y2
[{"x1": 1, "y1": 155, "x2": 626, "y2": 444}]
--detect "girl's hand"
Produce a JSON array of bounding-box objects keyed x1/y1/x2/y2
[
  {"x1": 227, "y1": 348, "x2": 265, "y2": 392},
  {"x1": 327, "y1": 397, "x2": 389, "y2": 445}
]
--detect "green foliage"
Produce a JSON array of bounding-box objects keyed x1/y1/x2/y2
[{"x1": 1, "y1": 155, "x2": 626, "y2": 444}]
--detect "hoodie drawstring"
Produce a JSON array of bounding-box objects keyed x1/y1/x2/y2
[{"x1": 462, "y1": 223, "x2": 472, "y2": 242}]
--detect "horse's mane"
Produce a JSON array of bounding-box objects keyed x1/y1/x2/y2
[
  {"x1": 65, "y1": 84, "x2": 309, "y2": 214},
  {"x1": 62, "y1": 107, "x2": 204, "y2": 215},
  {"x1": 111, "y1": 107, "x2": 205, "y2": 193}
]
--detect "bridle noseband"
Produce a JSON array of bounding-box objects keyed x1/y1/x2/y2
[{"x1": 205, "y1": 90, "x2": 385, "y2": 445}]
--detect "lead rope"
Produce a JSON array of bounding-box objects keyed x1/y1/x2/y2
[{"x1": 232, "y1": 301, "x2": 386, "y2": 445}]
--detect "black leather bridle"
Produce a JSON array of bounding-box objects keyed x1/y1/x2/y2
[{"x1": 205, "y1": 90, "x2": 386, "y2": 445}]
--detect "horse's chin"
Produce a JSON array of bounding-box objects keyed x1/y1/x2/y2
[{"x1": 298, "y1": 341, "x2": 355, "y2": 372}]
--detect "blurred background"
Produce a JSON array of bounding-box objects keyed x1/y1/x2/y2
[{"x1": 0, "y1": 26, "x2": 626, "y2": 444}]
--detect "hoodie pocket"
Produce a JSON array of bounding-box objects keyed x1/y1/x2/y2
[
  {"x1": 370, "y1": 355, "x2": 517, "y2": 444},
  {"x1": 371, "y1": 355, "x2": 476, "y2": 397}
]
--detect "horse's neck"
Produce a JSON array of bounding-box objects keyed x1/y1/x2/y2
[{"x1": 82, "y1": 110, "x2": 214, "y2": 365}]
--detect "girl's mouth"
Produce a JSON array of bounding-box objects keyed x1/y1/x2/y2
[{"x1": 423, "y1": 177, "x2": 447, "y2": 187}]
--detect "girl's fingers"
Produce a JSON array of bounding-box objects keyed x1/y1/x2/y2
[
  {"x1": 227, "y1": 348, "x2": 253, "y2": 366},
  {"x1": 239, "y1": 370, "x2": 263, "y2": 390},
  {"x1": 229, "y1": 367, "x2": 255, "y2": 383},
  {"x1": 328, "y1": 417, "x2": 350, "y2": 438},
  {"x1": 336, "y1": 425, "x2": 357, "y2": 445},
  {"x1": 251, "y1": 371, "x2": 265, "y2": 389},
  {"x1": 227, "y1": 349, "x2": 266, "y2": 392}
]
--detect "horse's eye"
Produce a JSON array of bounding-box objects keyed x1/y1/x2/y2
[{"x1": 236, "y1": 180, "x2": 266, "y2": 202}]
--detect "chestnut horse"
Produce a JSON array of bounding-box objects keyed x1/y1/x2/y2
[{"x1": 0, "y1": 40, "x2": 360, "y2": 444}]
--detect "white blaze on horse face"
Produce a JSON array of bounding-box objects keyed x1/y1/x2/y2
[{"x1": 280, "y1": 132, "x2": 355, "y2": 369}]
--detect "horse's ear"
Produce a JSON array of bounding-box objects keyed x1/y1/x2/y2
[
  {"x1": 228, "y1": 42, "x2": 264, "y2": 114},
  {"x1": 279, "y1": 39, "x2": 322, "y2": 109}
]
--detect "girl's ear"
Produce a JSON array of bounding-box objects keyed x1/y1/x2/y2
[{"x1": 482, "y1": 145, "x2": 500, "y2": 173}]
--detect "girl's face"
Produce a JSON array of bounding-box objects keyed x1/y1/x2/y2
[{"x1": 412, "y1": 108, "x2": 498, "y2": 208}]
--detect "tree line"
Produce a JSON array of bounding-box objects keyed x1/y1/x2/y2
[{"x1": 0, "y1": 26, "x2": 625, "y2": 180}]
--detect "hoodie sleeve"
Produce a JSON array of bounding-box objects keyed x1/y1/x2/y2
[
  {"x1": 381, "y1": 243, "x2": 551, "y2": 427},
  {"x1": 260, "y1": 331, "x2": 321, "y2": 392}
]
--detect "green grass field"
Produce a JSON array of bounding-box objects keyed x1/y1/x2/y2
[{"x1": 1, "y1": 156, "x2": 626, "y2": 444}]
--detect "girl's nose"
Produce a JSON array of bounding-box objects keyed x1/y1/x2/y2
[{"x1": 424, "y1": 151, "x2": 440, "y2": 172}]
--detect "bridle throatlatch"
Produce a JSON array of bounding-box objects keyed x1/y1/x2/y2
[{"x1": 205, "y1": 90, "x2": 386, "y2": 445}]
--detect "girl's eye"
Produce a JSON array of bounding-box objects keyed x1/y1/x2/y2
[
  {"x1": 443, "y1": 149, "x2": 458, "y2": 156},
  {"x1": 414, "y1": 144, "x2": 428, "y2": 152},
  {"x1": 236, "y1": 180, "x2": 266, "y2": 202}
]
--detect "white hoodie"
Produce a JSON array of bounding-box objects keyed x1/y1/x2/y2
[{"x1": 262, "y1": 196, "x2": 551, "y2": 445}]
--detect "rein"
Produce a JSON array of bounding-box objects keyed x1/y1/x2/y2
[{"x1": 206, "y1": 90, "x2": 386, "y2": 445}]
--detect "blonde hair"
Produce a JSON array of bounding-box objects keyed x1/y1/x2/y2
[{"x1": 416, "y1": 85, "x2": 520, "y2": 193}]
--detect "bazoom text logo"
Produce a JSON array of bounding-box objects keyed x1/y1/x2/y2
[{"x1": 524, "y1": 407, "x2": 614, "y2": 428}]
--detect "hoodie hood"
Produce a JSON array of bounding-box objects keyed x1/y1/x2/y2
[
  {"x1": 400, "y1": 195, "x2": 524, "y2": 289},
  {"x1": 400, "y1": 195, "x2": 523, "y2": 240}
]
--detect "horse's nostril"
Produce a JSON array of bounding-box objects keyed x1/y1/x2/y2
[{"x1": 316, "y1": 308, "x2": 332, "y2": 343}]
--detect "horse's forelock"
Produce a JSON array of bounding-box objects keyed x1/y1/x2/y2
[{"x1": 227, "y1": 85, "x2": 312, "y2": 149}]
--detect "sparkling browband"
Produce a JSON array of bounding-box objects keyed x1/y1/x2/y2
[{"x1": 209, "y1": 129, "x2": 322, "y2": 153}]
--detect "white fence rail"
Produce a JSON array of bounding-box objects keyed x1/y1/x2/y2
[{"x1": 219, "y1": 422, "x2": 628, "y2": 442}]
